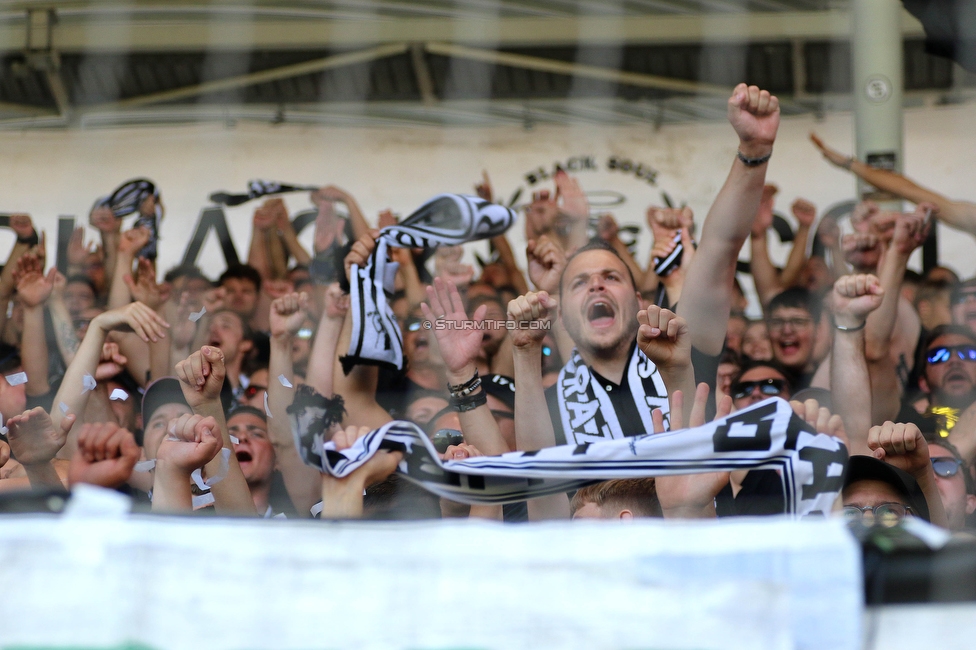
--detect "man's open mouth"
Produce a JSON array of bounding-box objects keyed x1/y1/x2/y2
[
  {"x1": 236, "y1": 450, "x2": 252, "y2": 463},
  {"x1": 587, "y1": 300, "x2": 615, "y2": 327}
]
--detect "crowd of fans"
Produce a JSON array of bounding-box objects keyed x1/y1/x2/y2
[{"x1": 0, "y1": 82, "x2": 973, "y2": 533}]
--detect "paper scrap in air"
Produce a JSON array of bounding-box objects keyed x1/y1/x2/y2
[
  {"x1": 5, "y1": 372, "x2": 27, "y2": 387},
  {"x1": 82, "y1": 373, "x2": 97, "y2": 393},
  {"x1": 189, "y1": 307, "x2": 207, "y2": 322},
  {"x1": 59, "y1": 402, "x2": 69, "y2": 414},
  {"x1": 110, "y1": 389, "x2": 128, "y2": 401},
  {"x1": 134, "y1": 460, "x2": 155, "y2": 472},
  {"x1": 278, "y1": 374, "x2": 293, "y2": 388},
  {"x1": 264, "y1": 392, "x2": 272, "y2": 418}
]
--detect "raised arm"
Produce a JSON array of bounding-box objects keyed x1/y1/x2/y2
[
  {"x1": 748, "y1": 185, "x2": 784, "y2": 308},
  {"x1": 421, "y1": 277, "x2": 509, "y2": 456},
  {"x1": 152, "y1": 414, "x2": 222, "y2": 513},
  {"x1": 107, "y1": 227, "x2": 151, "y2": 309},
  {"x1": 636, "y1": 306, "x2": 695, "y2": 425},
  {"x1": 868, "y1": 421, "x2": 949, "y2": 529},
  {"x1": 16, "y1": 265, "x2": 57, "y2": 396},
  {"x1": 247, "y1": 202, "x2": 275, "y2": 280},
  {"x1": 319, "y1": 425, "x2": 402, "y2": 519},
  {"x1": 779, "y1": 198, "x2": 817, "y2": 288},
  {"x1": 830, "y1": 274, "x2": 884, "y2": 455},
  {"x1": 679, "y1": 84, "x2": 780, "y2": 355},
  {"x1": 332, "y1": 232, "x2": 394, "y2": 429},
  {"x1": 811, "y1": 132, "x2": 976, "y2": 236},
  {"x1": 6, "y1": 408, "x2": 76, "y2": 490},
  {"x1": 507, "y1": 289, "x2": 570, "y2": 520},
  {"x1": 304, "y1": 283, "x2": 348, "y2": 397},
  {"x1": 268, "y1": 292, "x2": 324, "y2": 515},
  {"x1": 314, "y1": 186, "x2": 369, "y2": 241}
]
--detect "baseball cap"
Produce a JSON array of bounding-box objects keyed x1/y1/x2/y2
[{"x1": 844, "y1": 455, "x2": 931, "y2": 522}]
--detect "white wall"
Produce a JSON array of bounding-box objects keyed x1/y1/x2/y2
[{"x1": 2, "y1": 102, "x2": 976, "y2": 298}]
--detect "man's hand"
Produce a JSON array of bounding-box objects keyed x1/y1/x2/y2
[
  {"x1": 751, "y1": 184, "x2": 777, "y2": 237},
  {"x1": 6, "y1": 407, "x2": 75, "y2": 466},
  {"x1": 270, "y1": 292, "x2": 309, "y2": 341},
  {"x1": 118, "y1": 227, "x2": 151, "y2": 258},
  {"x1": 16, "y1": 268, "x2": 56, "y2": 309},
  {"x1": 92, "y1": 301, "x2": 170, "y2": 343},
  {"x1": 156, "y1": 414, "x2": 222, "y2": 474},
  {"x1": 475, "y1": 171, "x2": 494, "y2": 203},
  {"x1": 322, "y1": 283, "x2": 350, "y2": 320},
  {"x1": 789, "y1": 398, "x2": 849, "y2": 448},
  {"x1": 377, "y1": 209, "x2": 398, "y2": 230},
  {"x1": 526, "y1": 236, "x2": 565, "y2": 294},
  {"x1": 68, "y1": 422, "x2": 141, "y2": 488},
  {"x1": 95, "y1": 341, "x2": 128, "y2": 381},
  {"x1": 727, "y1": 83, "x2": 780, "y2": 158},
  {"x1": 312, "y1": 185, "x2": 350, "y2": 205},
  {"x1": 637, "y1": 306, "x2": 691, "y2": 371},
  {"x1": 554, "y1": 170, "x2": 589, "y2": 221},
  {"x1": 174, "y1": 346, "x2": 226, "y2": 409},
  {"x1": 810, "y1": 133, "x2": 854, "y2": 169},
  {"x1": 596, "y1": 213, "x2": 619, "y2": 242},
  {"x1": 831, "y1": 274, "x2": 883, "y2": 328},
  {"x1": 265, "y1": 198, "x2": 290, "y2": 232},
  {"x1": 202, "y1": 286, "x2": 226, "y2": 313},
  {"x1": 792, "y1": 198, "x2": 817, "y2": 229},
  {"x1": 66, "y1": 227, "x2": 90, "y2": 267},
  {"x1": 0, "y1": 439, "x2": 9, "y2": 469},
  {"x1": 252, "y1": 204, "x2": 274, "y2": 232},
  {"x1": 891, "y1": 205, "x2": 933, "y2": 257},
  {"x1": 10, "y1": 213, "x2": 36, "y2": 240},
  {"x1": 89, "y1": 205, "x2": 120, "y2": 234},
  {"x1": 343, "y1": 230, "x2": 378, "y2": 281},
  {"x1": 507, "y1": 290, "x2": 556, "y2": 350},
  {"x1": 868, "y1": 421, "x2": 930, "y2": 479},
  {"x1": 123, "y1": 258, "x2": 171, "y2": 310},
  {"x1": 331, "y1": 425, "x2": 403, "y2": 488},
  {"x1": 420, "y1": 277, "x2": 485, "y2": 377},
  {"x1": 525, "y1": 189, "x2": 559, "y2": 239}
]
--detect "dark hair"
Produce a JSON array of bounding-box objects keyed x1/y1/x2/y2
[
  {"x1": 65, "y1": 274, "x2": 97, "y2": 294},
  {"x1": 212, "y1": 308, "x2": 255, "y2": 343},
  {"x1": 923, "y1": 324, "x2": 976, "y2": 353},
  {"x1": 559, "y1": 238, "x2": 638, "y2": 298},
  {"x1": 219, "y1": 263, "x2": 262, "y2": 294},
  {"x1": 767, "y1": 287, "x2": 822, "y2": 323},
  {"x1": 163, "y1": 264, "x2": 212, "y2": 285},
  {"x1": 0, "y1": 343, "x2": 21, "y2": 374},
  {"x1": 570, "y1": 478, "x2": 662, "y2": 518},
  {"x1": 731, "y1": 359, "x2": 793, "y2": 392},
  {"x1": 226, "y1": 404, "x2": 267, "y2": 423},
  {"x1": 915, "y1": 278, "x2": 953, "y2": 307}
]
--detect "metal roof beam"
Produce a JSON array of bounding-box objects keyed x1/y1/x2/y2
[{"x1": 0, "y1": 10, "x2": 925, "y2": 51}]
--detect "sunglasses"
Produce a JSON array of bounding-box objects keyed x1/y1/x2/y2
[
  {"x1": 926, "y1": 345, "x2": 976, "y2": 364},
  {"x1": 405, "y1": 318, "x2": 422, "y2": 332},
  {"x1": 932, "y1": 456, "x2": 965, "y2": 478},
  {"x1": 242, "y1": 385, "x2": 267, "y2": 400},
  {"x1": 731, "y1": 378, "x2": 786, "y2": 400}
]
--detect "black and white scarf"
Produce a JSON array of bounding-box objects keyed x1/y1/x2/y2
[
  {"x1": 209, "y1": 179, "x2": 320, "y2": 206},
  {"x1": 343, "y1": 194, "x2": 515, "y2": 372},
  {"x1": 294, "y1": 398, "x2": 848, "y2": 518},
  {"x1": 557, "y1": 346, "x2": 670, "y2": 444}
]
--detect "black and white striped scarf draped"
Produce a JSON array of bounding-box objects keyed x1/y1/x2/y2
[
  {"x1": 557, "y1": 347, "x2": 671, "y2": 444},
  {"x1": 208, "y1": 179, "x2": 319, "y2": 206},
  {"x1": 293, "y1": 397, "x2": 848, "y2": 517},
  {"x1": 343, "y1": 194, "x2": 516, "y2": 372}
]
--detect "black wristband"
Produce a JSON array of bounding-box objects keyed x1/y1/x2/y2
[
  {"x1": 452, "y1": 389, "x2": 487, "y2": 412},
  {"x1": 448, "y1": 369, "x2": 480, "y2": 397},
  {"x1": 16, "y1": 230, "x2": 38, "y2": 246},
  {"x1": 737, "y1": 149, "x2": 772, "y2": 167},
  {"x1": 834, "y1": 320, "x2": 866, "y2": 332}
]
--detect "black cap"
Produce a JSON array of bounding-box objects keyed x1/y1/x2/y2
[
  {"x1": 844, "y1": 455, "x2": 931, "y2": 522},
  {"x1": 482, "y1": 374, "x2": 515, "y2": 411},
  {"x1": 141, "y1": 377, "x2": 189, "y2": 426}
]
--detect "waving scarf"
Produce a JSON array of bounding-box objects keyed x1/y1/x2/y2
[
  {"x1": 342, "y1": 194, "x2": 515, "y2": 372},
  {"x1": 291, "y1": 397, "x2": 848, "y2": 518}
]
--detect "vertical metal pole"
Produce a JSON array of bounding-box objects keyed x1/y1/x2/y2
[{"x1": 852, "y1": 0, "x2": 904, "y2": 203}]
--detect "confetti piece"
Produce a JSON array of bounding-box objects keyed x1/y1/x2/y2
[
  {"x1": 0, "y1": 413, "x2": 6, "y2": 436},
  {"x1": 189, "y1": 306, "x2": 207, "y2": 322},
  {"x1": 5, "y1": 372, "x2": 27, "y2": 387},
  {"x1": 264, "y1": 391, "x2": 272, "y2": 418},
  {"x1": 191, "y1": 492, "x2": 215, "y2": 509},
  {"x1": 190, "y1": 468, "x2": 208, "y2": 491},
  {"x1": 134, "y1": 460, "x2": 155, "y2": 472},
  {"x1": 5, "y1": 300, "x2": 12, "y2": 319},
  {"x1": 229, "y1": 435, "x2": 240, "y2": 445},
  {"x1": 59, "y1": 402, "x2": 69, "y2": 414},
  {"x1": 82, "y1": 373, "x2": 97, "y2": 393},
  {"x1": 110, "y1": 388, "x2": 129, "y2": 401},
  {"x1": 190, "y1": 448, "x2": 231, "y2": 489},
  {"x1": 277, "y1": 374, "x2": 293, "y2": 388}
]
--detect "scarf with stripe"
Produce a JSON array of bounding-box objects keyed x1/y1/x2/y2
[
  {"x1": 342, "y1": 194, "x2": 515, "y2": 372},
  {"x1": 292, "y1": 397, "x2": 848, "y2": 518}
]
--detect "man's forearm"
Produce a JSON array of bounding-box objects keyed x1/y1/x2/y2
[
  {"x1": 193, "y1": 402, "x2": 256, "y2": 515},
  {"x1": 21, "y1": 305, "x2": 50, "y2": 396},
  {"x1": 512, "y1": 347, "x2": 556, "y2": 452},
  {"x1": 24, "y1": 461, "x2": 64, "y2": 490},
  {"x1": 831, "y1": 328, "x2": 872, "y2": 455},
  {"x1": 779, "y1": 225, "x2": 810, "y2": 287}
]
